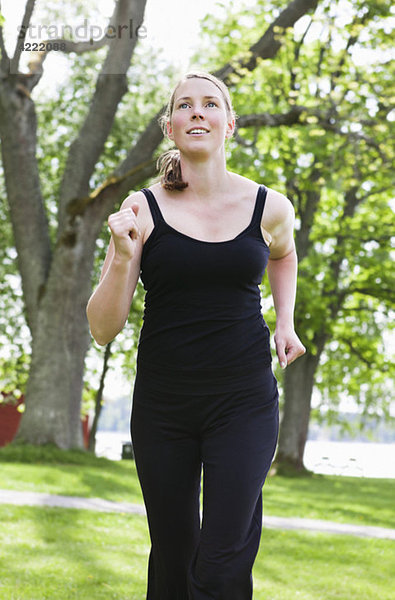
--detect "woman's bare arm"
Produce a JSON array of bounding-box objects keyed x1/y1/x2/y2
[
  {"x1": 263, "y1": 189, "x2": 306, "y2": 367},
  {"x1": 86, "y1": 192, "x2": 146, "y2": 346}
]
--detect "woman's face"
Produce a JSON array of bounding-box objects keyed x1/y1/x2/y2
[{"x1": 167, "y1": 77, "x2": 234, "y2": 158}]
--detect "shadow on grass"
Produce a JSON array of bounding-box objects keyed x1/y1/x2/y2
[
  {"x1": 1, "y1": 504, "x2": 149, "y2": 600},
  {"x1": 79, "y1": 463, "x2": 143, "y2": 503},
  {"x1": 264, "y1": 472, "x2": 395, "y2": 529},
  {"x1": 0, "y1": 443, "x2": 144, "y2": 504},
  {"x1": 253, "y1": 528, "x2": 394, "y2": 600}
]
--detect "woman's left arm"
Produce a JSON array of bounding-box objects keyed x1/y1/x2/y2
[{"x1": 264, "y1": 189, "x2": 306, "y2": 368}]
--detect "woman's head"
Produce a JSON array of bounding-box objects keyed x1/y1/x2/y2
[
  {"x1": 157, "y1": 72, "x2": 236, "y2": 191},
  {"x1": 159, "y1": 71, "x2": 236, "y2": 134}
]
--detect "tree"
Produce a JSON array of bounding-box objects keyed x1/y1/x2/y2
[
  {"x1": 196, "y1": 0, "x2": 394, "y2": 469},
  {"x1": 264, "y1": 2, "x2": 393, "y2": 470},
  {"x1": 0, "y1": 163, "x2": 30, "y2": 399},
  {"x1": 0, "y1": 0, "x2": 319, "y2": 448}
]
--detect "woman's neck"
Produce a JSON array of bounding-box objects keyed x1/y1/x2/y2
[{"x1": 179, "y1": 153, "x2": 231, "y2": 200}]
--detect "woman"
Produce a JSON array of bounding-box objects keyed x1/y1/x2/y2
[{"x1": 87, "y1": 71, "x2": 305, "y2": 599}]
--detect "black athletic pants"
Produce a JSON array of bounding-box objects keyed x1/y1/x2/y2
[{"x1": 131, "y1": 367, "x2": 279, "y2": 600}]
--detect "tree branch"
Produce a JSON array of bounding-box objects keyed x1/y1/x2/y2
[
  {"x1": 114, "y1": 108, "x2": 165, "y2": 181},
  {"x1": 291, "y1": 15, "x2": 313, "y2": 91},
  {"x1": 237, "y1": 106, "x2": 388, "y2": 160},
  {"x1": 24, "y1": 37, "x2": 109, "y2": 92},
  {"x1": 358, "y1": 185, "x2": 393, "y2": 203},
  {"x1": 66, "y1": 156, "x2": 157, "y2": 221},
  {"x1": 57, "y1": 0, "x2": 148, "y2": 234},
  {"x1": 10, "y1": 0, "x2": 36, "y2": 74},
  {"x1": 0, "y1": 19, "x2": 9, "y2": 73},
  {"x1": 237, "y1": 106, "x2": 306, "y2": 129},
  {"x1": 214, "y1": 0, "x2": 319, "y2": 83},
  {"x1": 88, "y1": 340, "x2": 113, "y2": 452},
  {"x1": 339, "y1": 337, "x2": 374, "y2": 368},
  {"x1": 346, "y1": 286, "x2": 394, "y2": 301}
]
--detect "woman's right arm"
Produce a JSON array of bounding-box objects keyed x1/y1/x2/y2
[{"x1": 86, "y1": 192, "x2": 146, "y2": 346}]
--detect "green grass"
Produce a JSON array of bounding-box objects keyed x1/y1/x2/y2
[
  {"x1": 0, "y1": 444, "x2": 144, "y2": 504},
  {"x1": 0, "y1": 505, "x2": 393, "y2": 600},
  {"x1": 253, "y1": 529, "x2": 394, "y2": 600},
  {"x1": 263, "y1": 471, "x2": 395, "y2": 529},
  {"x1": 1, "y1": 444, "x2": 394, "y2": 529},
  {"x1": 0, "y1": 444, "x2": 394, "y2": 599},
  {"x1": 0, "y1": 505, "x2": 148, "y2": 600}
]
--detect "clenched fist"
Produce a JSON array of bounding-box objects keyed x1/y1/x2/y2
[{"x1": 108, "y1": 203, "x2": 140, "y2": 260}]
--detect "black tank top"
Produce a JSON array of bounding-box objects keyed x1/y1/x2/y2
[{"x1": 136, "y1": 185, "x2": 272, "y2": 393}]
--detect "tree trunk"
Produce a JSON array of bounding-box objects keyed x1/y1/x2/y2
[
  {"x1": 88, "y1": 342, "x2": 113, "y2": 452},
  {"x1": 15, "y1": 219, "x2": 98, "y2": 448},
  {"x1": 275, "y1": 349, "x2": 322, "y2": 470}
]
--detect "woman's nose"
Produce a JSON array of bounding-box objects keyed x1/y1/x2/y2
[{"x1": 191, "y1": 108, "x2": 204, "y2": 120}]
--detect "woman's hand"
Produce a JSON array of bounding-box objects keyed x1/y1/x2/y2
[
  {"x1": 274, "y1": 324, "x2": 306, "y2": 369},
  {"x1": 108, "y1": 203, "x2": 140, "y2": 261}
]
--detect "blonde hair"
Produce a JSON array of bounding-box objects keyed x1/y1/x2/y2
[{"x1": 157, "y1": 71, "x2": 236, "y2": 191}]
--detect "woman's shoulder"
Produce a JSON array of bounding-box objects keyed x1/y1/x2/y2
[
  {"x1": 120, "y1": 189, "x2": 149, "y2": 208},
  {"x1": 227, "y1": 172, "x2": 259, "y2": 196},
  {"x1": 119, "y1": 189, "x2": 154, "y2": 241},
  {"x1": 264, "y1": 186, "x2": 294, "y2": 228},
  {"x1": 228, "y1": 173, "x2": 292, "y2": 213},
  {"x1": 229, "y1": 173, "x2": 294, "y2": 247}
]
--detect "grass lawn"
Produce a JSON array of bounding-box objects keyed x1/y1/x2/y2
[
  {"x1": 0, "y1": 504, "x2": 393, "y2": 600},
  {"x1": 263, "y1": 470, "x2": 395, "y2": 529},
  {"x1": 0, "y1": 446, "x2": 144, "y2": 504},
  {"x1": 1, "y1": 444, "x2": 394, "y2": 529},
  {"x1": 1, "y1": 445, "x2": 394, "y2": 599}
]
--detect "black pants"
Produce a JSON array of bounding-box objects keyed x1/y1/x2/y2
[{"x1": 131, "y1": 367, "x2": 279, "y2": 600}]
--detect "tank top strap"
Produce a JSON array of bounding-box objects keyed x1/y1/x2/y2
[
  {"x1": 140, "y1": 188, "x2": 164, "y2": 226},
  {"x1": 250, "y1": 185, "x2": 268, "y2": 228}
]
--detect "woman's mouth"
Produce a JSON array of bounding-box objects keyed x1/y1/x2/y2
[{"x1": 187, "y1": 128, "x2": 209, "y2": 135}]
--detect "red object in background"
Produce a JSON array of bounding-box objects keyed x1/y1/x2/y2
[
  {"x1": 81, "y1": 414, "x2": 90, "y2": 449},
  {"x1": 0, "y1": 392, "x2": 91, "y2": 448},
  {"x1": 0, "y1": 394, "x2": 24, "y2": 447}
]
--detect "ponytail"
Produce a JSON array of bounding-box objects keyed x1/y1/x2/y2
[{"x1": 156, "y1": 149, "x2": 188, "y2": 191}]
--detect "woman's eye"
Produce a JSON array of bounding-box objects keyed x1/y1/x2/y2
[
  {"x1": 178, "y1": 102, "x2": 189, "y2": 109},
  {"x1": 207, "y1": 101, "x2": 217, "y2": 107}
]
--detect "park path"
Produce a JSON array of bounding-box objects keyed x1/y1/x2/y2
[{"x1": 1, "y1": 488, "x2": 394, "y2": 541}]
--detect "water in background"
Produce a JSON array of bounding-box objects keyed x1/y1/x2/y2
[
  {"x1": 95, "y1": 431, "x2": 395, "y2": 478},
  {"x1": 96, "y1": 431, "x2": 131, "y2": 461},
  {"x1": 304, "y1": 440, "x2": 395, "y2": 478}
]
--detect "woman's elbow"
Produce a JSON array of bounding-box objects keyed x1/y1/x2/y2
[
  {"x1": 91, "y1": 330, "x2": 112, "y2": 346},
  {"x1": 86, "y1": 306, "x2": 110, "y2": 346},
  {"x1": 88, "y1": 322, "x2": 115, "y2": 346}
]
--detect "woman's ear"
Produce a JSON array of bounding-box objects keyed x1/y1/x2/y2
[
  {"x1": 225, "y1": 118, "x2": 235, "y2": 139},
  {"x1": 167, "y1": 121, "x2": 174, "y2": 140}
]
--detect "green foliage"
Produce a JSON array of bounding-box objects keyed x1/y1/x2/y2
[
  {"x1": 193, "y1": 0, "x2": 395, "y2": 421},
  {"x1": 1, "y1": 17, "x2": 176, "y2": 402},
  {"x1": 35, "y1": 44, "x2": 175, "y2": 242},
  {"x1": 1, "y1": 0, "x2": 393, "y2": 431},
  {"x1": 0, "y1": 170, "x2": 30, "y2": 395}
]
